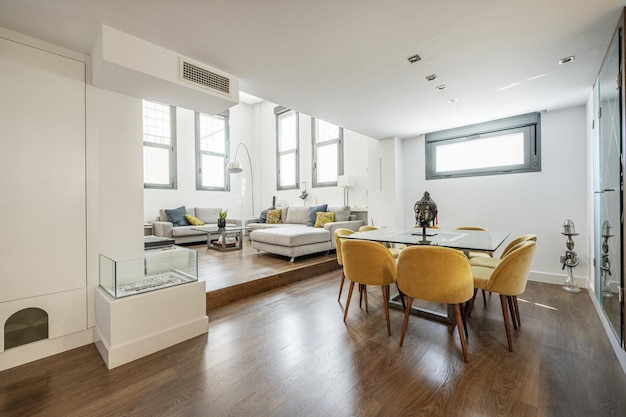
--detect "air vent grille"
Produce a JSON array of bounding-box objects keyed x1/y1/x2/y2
[{"x1": 181, "y1": 60, "x2": 230, "y2": 94}]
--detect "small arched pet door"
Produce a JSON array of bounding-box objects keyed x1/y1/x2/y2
[{"x1": 4, "y1": 308, "x2": 49, "y2": 349}]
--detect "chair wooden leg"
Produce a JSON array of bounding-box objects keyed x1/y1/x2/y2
[
  {"x1": 338, "y1": 271, "x2": 345, "y2": 302},
  {"x1": 499, "y1": 294, "x2": 514, "y2": 352},
  {"x1": 381, "y1": 286, "x2": 391, "y2": 336},
  {"x1": 454, "y1": 303, "x2": 469, "y2": 363},
  {"x1": 467, "y1": 288, "x2": 478, "y2": 317},
  {"x1": 460, "y1": 302, "x2": 469, "y2": 339},
  {"x1": 400, "y1": 297, "x2": 414, "y2": 346},
  {"x1": 513, "y1": 296, "x2": 521, "y2": 328},
  {"x1": 344, "y1": 282, "x2": 355, "y2": 322},
  {"x1": 507, "y1": 296, "x2": 518, "y2": 330},
  {"x1": 481, "y1": 289, "x2": 487, "y2": 306},
  {"x1": 361, "y1": 285, "x2": 370, "y2": 313},
  {"x1": 396, "y1": 283, "x2": 406, "y2": 310}
]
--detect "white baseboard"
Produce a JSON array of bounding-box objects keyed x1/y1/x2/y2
[
  {"x1": 529, "y1": 270, "x2": 588, "y2": 289},
  {"x1": 0, "y1": 328, "x2": 94, "y2": 372}
]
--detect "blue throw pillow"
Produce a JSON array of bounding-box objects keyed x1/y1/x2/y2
[
  {"x1": 165, "y1": 206, "x2": 190, "y2": 227},
  {"x1": 307, "y1": 204, "x2": 328, "y2": 227},
  {"x1": 259, "y1": 206, "x2": 275, "y2": 223}
]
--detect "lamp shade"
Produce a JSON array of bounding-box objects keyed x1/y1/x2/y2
[
  {"x1": 226, "y1": 160, "x2": 243, "y2": 173},
  {"x1": 337, "y1": 174, "x2": 354, "y2": 187}
]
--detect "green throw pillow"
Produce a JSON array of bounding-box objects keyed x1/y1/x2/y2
[
  {"x1": 185, "y1": 214, "x2": 205, "y2": 226},
  {"x1": 314, "y1": 212, "x2": 335, "y2": 228},
  {"x1": 266, "y1": 209, "x2": 282, "y2": 224}
]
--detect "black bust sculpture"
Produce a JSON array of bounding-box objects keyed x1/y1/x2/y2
[{"x1": 414, "y1": 191, "x2": 438, "y2": 227}]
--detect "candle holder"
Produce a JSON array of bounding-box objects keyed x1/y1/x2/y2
[
  {"x1": 561, "y1": 219, "x2": 580, "y2": 293},
  {"x1": 601, "y1": 220, "x2": 614, "y2": 298}
]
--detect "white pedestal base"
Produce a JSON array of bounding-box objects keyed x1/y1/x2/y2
[{"x1": 95, "y1": 281, "x2": 208, "y2": 369}]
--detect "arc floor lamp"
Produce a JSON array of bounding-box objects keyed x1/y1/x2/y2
[{"x1": 227, "y1": 143, "x2": 255, "y2": 216}]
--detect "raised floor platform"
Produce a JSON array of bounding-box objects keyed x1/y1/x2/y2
[{"x1": 186, "y1": 240, "x2": 341, "y2": 310}]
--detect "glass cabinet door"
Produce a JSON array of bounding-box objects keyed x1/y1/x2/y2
[{"x1": 595, "y1": 28, "x2": 623, "y2": 346}]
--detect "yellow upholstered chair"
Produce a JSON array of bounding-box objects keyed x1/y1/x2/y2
[
  {"x1": 396, "y1": 246, "x2": 474, "y2": 362},
  {"x1": 455, "y1": 226, "x2": 492, "y2": 258},
  {"x1": 341, "y1": 239, "x2": 398, "y2": 336},
  {"x1": 470, "y1": 234, "x2": 537, "y2": 269},
  {"x1": 470, "y1": 241, "x2": 536, "y2": 351},
  {"x1": 358, "y1": 225, "x2": 401, "y2": 258},
  {"x1": 333, "y1": 228, "x2": 355, "y2": 301}
]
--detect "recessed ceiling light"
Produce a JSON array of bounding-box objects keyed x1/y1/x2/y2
[
  {"x1": 425, "y1": 74, "x2": 437, "y2": 81},
  {"x1": 559, "y1": 56, "x2": 575, "y2": 65},
  {"x1": 436, "y1": 84, "x2": 447, "y2": 90},
  {"x1": 448, "y1": 98, "x2": 458, "y2": 103},
  {"x1": 407, "y1": 54, "x2": 421, "y2": 64}
]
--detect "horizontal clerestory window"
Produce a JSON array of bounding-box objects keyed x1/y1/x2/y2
[{"x1": 425, "y1": 112, "x2": 541, "y2": 180}]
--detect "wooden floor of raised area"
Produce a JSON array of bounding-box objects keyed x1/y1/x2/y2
[
  {"x1": 1, "y1": 271, "x2": 626, "y2": 417},
  {"x1": 188, "y1": 239, "x2": 341, "y2": 310}
]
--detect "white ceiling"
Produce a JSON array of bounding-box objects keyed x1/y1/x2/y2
[{"x1": 1, "y1": 0, "x2": 624, "y2": 139}]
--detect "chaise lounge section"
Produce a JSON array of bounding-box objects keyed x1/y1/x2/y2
[{"x1": 249, "y1": 205, "x2": 363, "y2": 262}]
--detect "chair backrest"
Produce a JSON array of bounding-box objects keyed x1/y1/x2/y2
[
  {"x1": 341, "y1": 239, "x2": 397, "y2": 286},
  {"x1": 396, "y1": 246, "x2": 474, "y2": 304},
  {"x1": 455, "y1": 226, "x2": 488, "y2": 231},
  {"x1": 359, "y1": 225, "x2": 378, "y2": 232},
  {"x1": 501, "y1": 234, "x2": 537, "y2": 258},
  {"x1": 486, "y1": 241, "x2": 536, "y2": 295},
  {"x1": 333, "y1": 228, "x2": 355, "y2": 266}
]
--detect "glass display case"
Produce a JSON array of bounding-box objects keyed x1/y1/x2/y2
[{"x1": 99, "y1": 245, "x2": 198, "y2": 298}]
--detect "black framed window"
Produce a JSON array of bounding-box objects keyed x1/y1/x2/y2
[
  {"x1": 425, "y1": 112, "x2": 541, "y2": 180},
  {"x1": 196, "y1": 111, "x2": 229, "y2": 191},
  {"x1": 143, "y1": 100, "x2": 177, "y2": 189}
]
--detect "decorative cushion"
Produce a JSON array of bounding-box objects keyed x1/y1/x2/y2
[
  {"x1": 314, "y1": 212, "x2": 335, "y2": 228},
  {"x1": 327, "y1": 206, "x2": 350, "y2": 222},
  {"x1": 286, "y1": 206, "x2": 311, "y2": 224},
  {"x1": 194, "y1": 208, "x2": 220, "y2": 224},
  {"x1": 307, "y1": 204, "x2": 328, "y2": 226},
  {"x1": 165, "y1": 206, "x2": 190, "y2": 226},
  {"x1": 259, "y1": 206, "x2": 275, "y2": 223},
  {"x1": 185, "y1": 214, "x2": 205, "y2": 226},
  {"x1": 266, "y1": 209, "x2": 283, "y2": 224}
]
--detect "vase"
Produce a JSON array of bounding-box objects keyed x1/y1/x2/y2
[{"x1": 217, "y1": 218, "x2": 226, "y2": 229}]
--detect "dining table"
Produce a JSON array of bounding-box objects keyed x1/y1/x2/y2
[{"x1": 340, "y1": 227, "x2": 510, "y2": 325}]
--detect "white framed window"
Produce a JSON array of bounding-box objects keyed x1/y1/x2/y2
[
  {"x1": 143, "y1": 100, "x2": 177, "y2": 189},
  {"x1": 196, "y1": 111, "x2": 229, "y2": 191},
  {"x1": 312, "y1": 118, "x2": 343, "y2": 187},
  {"x1": 425, "y1": 112, "x2": 541, "y2": 179},
  {"x1": 276, "y1": 107, "x2": 299, "y2": 190}
]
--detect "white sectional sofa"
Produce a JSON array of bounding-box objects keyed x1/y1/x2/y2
[
  {"x1": 151, "y1": 207, "x2": 239, "y2": 245},
  {"x1": 248, "y1": 205, "x2": 363, "y2": 262}
]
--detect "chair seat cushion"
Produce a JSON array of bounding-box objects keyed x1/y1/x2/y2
[
  {"x1": 470, "y1": 257, "x2": 500, "y2": 269},
  {"x1": 471, "y1": 265, "x2": 493, "y2": 290}
]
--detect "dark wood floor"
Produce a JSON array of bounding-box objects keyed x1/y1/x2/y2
[{"x1": 1, "y1": 259, "x2": 626, "y2": 416}]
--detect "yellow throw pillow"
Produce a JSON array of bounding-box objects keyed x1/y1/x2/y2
[
  {"x1": 266, "y1": 209, "x2": 282, "y2": 224},
  {"x1": 184, "y1": 214, "x2": 205, "y2": 226},
  {"x1": 314, "y1": 211, "x2": 335, "y2": 227}
]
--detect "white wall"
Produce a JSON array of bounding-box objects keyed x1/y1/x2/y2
[{"x1": 399, "y1": 106, "x2": 589, "y2": 286}]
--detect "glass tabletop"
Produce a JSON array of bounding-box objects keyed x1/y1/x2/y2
[
  {"x1": 193, "y1": 225, "x2": 251, "y2": 233},
  {"x1": 341, "y1": 228, "x2": 510, "y2": 252}
]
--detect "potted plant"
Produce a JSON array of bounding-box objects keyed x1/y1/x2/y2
[{"x1": 218, "y1": 209, "x2": 228, "y2": 229}]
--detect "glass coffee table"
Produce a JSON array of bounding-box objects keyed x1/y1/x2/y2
[{"x1": 193, "y1": 225, "x2": 250, "y2": 251}]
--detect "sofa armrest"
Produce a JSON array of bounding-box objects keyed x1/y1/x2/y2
[
  {"x1": 324, "y1": 220, "x2": 365, "y2": 249},
  {"x1": 152, "y1": 221, "x2": 173, "y2": 238},
  {"x1": 226, "y1": 218, "x2": 241, "y2": 226},
  {"x1": 244, "y1": 217, "x2": 260, "y2": 226}
]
